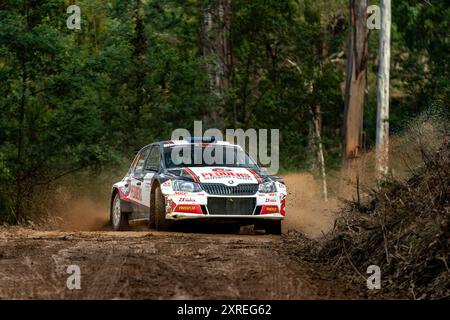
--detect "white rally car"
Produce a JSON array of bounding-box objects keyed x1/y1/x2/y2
[{"x1": 110, "y1": 137, "x2": 286, "y2": 234}]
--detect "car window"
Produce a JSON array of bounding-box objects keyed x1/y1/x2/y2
[
  {"x1": 134, "y1": 147, "x2": 150, "y2": 176},
  {"x1": 164, "y1": 145, "x2": 258, "y2": 169},
  {"x1": 145, "y1": 146, "x2": 160, "y2": 171},
  {"x1": 128, "y1": 153, "x2": 140, "y2": 174}
]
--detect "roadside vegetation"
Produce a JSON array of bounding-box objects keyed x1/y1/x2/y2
[{"x1": 284, "y1": 119, "x2": 449, "y2": 299}]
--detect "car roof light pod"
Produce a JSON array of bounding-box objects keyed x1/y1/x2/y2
[{"x1": 186, "y1": 136, "x2": 216, "y2": 143}]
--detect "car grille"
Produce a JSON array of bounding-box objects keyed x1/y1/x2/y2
[
  {"x1": 202, "y1": 183, "x2": 258, "y2": 195},
  {"x1": 207, "y1": 197, "x2": 256, "y2": 215}
]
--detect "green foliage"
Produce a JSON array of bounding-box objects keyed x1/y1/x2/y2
[{"x1": 361, "y1": 0, "x2": 449, "y2": 149}]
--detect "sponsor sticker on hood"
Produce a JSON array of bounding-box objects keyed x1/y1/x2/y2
[{"x1": 186, "y1": 167, "x2": 260, "y2": 185}]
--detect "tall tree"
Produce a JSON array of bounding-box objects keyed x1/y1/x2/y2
[
  {"x1": 311, "y1": 104, "x2": 328, "y2": 201},
  {"x1": 342, "y1": 0, "x2": 369, "y2": 170},
  {"x1": 375, "y1": 0, "x2": 391, "y2": 178},
  {"x1": 14, "y1": 0, "x2": 30, "y2": 223},
  {"x1": 131, "y1": 0, "x2": 147, "y2": 129},
  {"x1": 200, "y1": 0, "x2": 233, "y2": 127}
]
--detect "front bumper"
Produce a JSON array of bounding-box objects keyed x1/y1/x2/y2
[
  {"x1": 160, "y1": 180, "x2": 287, "y2": 221},
  {"x1": 167, "y1": 212, "x2": 284, "y2": 221},
  {"x1": 162, "y1": 192, "x2": 286, "y2": 221}
]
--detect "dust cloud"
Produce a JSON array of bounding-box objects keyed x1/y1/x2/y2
[
  {"x1": 46, "y1": 171, "x2": 339, "y2": 236},
  {"x1": 281, "y1": 112, "x2": 448, "y2": 238},
  {"x1": 337, "y1": 111, "x2": 449, "y2": 202},
  {"x1": 56, "y1": 196, "x2": 110, "y2": 231},
  {"x1": 282, "y1": 173, "x2": 338, "y2": 238},
  {"x1": 51, "y1": 174, "x2": 337, "y2": 237}
]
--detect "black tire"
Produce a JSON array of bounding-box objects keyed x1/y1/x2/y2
[
  {"x1": 265, "y1": 220, "x2": 282, "y2": 235},
  {"x1": 148, "y1": 194, "x2": 156, "y2": 229},
  {"x1": 154, "y1": 185, "x2": 171, "y2": 231},
  {"x1": 110, "y1": 193, "x2": 129, "y2": 231},
  {"x1": 148, "y1": 211, "x2": 156, "y2": 229}
]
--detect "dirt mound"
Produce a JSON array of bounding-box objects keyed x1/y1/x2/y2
[{"x1": 317, "y1": 139, "x2": 449, "y2": 299}]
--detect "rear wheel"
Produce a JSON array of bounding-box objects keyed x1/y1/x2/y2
[
  {"x1": 154, "y1": 185, "x2": 171, "y2": 231},
  {"x1": 111, "y1": 193, "x2": 129, "y2": 231},
  {"x1": 264, "y1": 220, "x2": 282, "y2": 235}
]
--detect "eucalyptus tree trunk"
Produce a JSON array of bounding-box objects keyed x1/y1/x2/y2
[
  {"x1": 311, "y1": 105, "x2": 328, "y2": 202},
  {"x1": 342, "y1": 0, "x2": 369, "y2": 169},
  {"x1": 375, "y1": 0, "x2": 391, "y2": 179},
  {"x1": 200, "y1": 0, "x2": 233, "y2": 126},
  {"x1": 15, "y1": 1, "x2": 30, "y2": 223},
  {"x1": 132, "y1": 0, "x2": 146, "y2": 120},
  {"x1": 217, "y1": 0, "x2": 232, "y2": 93},
  {"x1": 340, "y1": 0, "x2": 369, "y2": 201}
]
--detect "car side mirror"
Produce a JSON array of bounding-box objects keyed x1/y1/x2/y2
[{"x1": 259, "y1": 167, "x2": 269, "y2": 175}]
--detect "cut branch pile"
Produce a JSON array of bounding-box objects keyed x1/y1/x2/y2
[{"x1": 319, "y1": 138, "x2": 449, "y2": 299}]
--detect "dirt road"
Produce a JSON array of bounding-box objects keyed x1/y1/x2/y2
[
  {"x1": 0, "y1": 173, "x2": 365, "y2": 299},
  {"x1": 0, "y1": 227, "x2": 361, "y2": 300}
]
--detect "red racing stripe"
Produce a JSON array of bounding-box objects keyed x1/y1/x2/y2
[
  {"x1": 120, "y1": 197, "x2": 143, "y2": 206},
  {"x1": 246, "y1": 168, "x2": 264, "y2": 183},
  {"x1": 183, "y1": 167, "x2": 200, "y2": 183}
]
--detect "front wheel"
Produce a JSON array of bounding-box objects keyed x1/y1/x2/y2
[
  {"x1": 154, "y1": 185, "x2": 171, "y2": 231},
  {"x1": 111, "y1": 193, "x2": 129, "y2": 231}
]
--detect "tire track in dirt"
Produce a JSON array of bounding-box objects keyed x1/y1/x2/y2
[{"x1": 0, "y1": 229, "x2": 361, "y2": 299}]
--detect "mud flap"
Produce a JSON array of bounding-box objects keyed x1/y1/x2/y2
[{"x1": 120, "y1": 199, "x2": 133, "y2": 213}]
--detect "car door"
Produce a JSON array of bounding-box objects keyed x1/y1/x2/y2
[
  {"x1": 129, "y1": 147, "x2": 151, "y2": 207},
  {"x1": 142, "y1": 145, "x2": 161, "y2": 208}
]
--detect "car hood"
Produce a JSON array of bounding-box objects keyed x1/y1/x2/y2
[{"x1": 182, "y1": 167, "x2": 263, "y2": 186}]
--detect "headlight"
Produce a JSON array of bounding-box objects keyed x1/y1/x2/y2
[
  {"x1": 172, "y1": 180, "x2": 202, "y2": 192},
  {"x1": 258, "y1": 181, "x2": 276, "y2": 193}
]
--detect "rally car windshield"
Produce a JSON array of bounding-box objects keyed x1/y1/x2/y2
[{"x1": 164, "y1": 145, "x2": 258, "y2": 169}]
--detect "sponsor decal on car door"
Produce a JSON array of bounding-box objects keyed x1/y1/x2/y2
[
  {"x1": 144, "y1": 145, "x2": 161, "y2": 209},
  {"x1": 142, "y1": 172, "x2": 155, "y2": 207},
  {"x1": 129, "y1": 148, "x2": 150, "y2": 206},
  {"x1": 129, "y1": 176, "x2": 143, "y2": 205}
]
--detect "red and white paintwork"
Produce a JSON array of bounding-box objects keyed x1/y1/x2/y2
[
  {"x1": 112, "y1": 142, "x2": 286, "y2": 221},
  {"x1": 162, "y1": 167, "x2": 285, "y2": 221}
]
